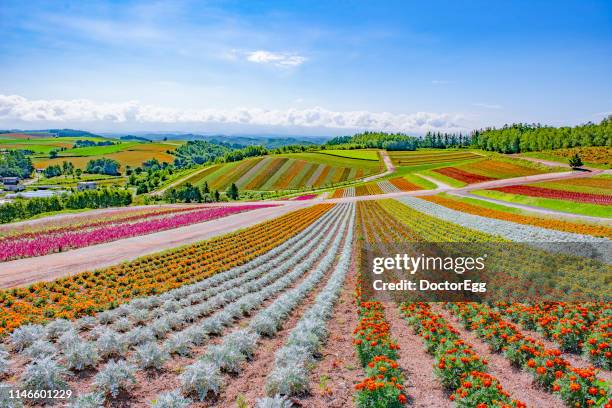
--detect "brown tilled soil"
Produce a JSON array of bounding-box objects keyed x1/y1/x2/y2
[
  {"x1": 294, "y1": 268, "x2": 364, "y2": 408},
  {"x1": 435, "y1": 305, "x2": 565, "y2": 408},
  {"x1": 386, "y1": 303, "x2": 452, "y2": 408},
  {"x1": 496, "y1": 315, "x2": 612, "y2": 384}
]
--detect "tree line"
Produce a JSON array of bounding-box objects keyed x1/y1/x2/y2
[
  {"x1": 326, "y1": 131, "x2": 472, "y2": 150},
  {"x1": 0, "y1": 188, "x2": 132, "y2": 224},
  {"x1": 471, "y1": 115, "x2": 612, "y2": 153}
]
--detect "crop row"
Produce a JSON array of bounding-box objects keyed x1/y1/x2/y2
[
  {"x1": 263, "y1": 204, "x2": 354, "y2": 400},
  {"x1": 353, "y1": 299, "x2": 406, "y2": 407},
  {"x1": 172, "y1": 203, "x2": 353, "y2": 405},
  {"x1": 446, "y1": 302, "x2": 611, "y2": 407},
  {"x1": 353, "y1": 183, "x2": 383, "y2": 197},
  {"x1": 0, "y1": 204, "x2": 332, "y2": 334},
  {"x1": 397, "y1": 196, "x2": 607, "y2": 243},
  {"x1": 0, "y1": 205, "x2": 201, "y2": 238},
  {"x1": 434, "y1": 166, "x2": 495, "y2": 184},
  {"x1": 460, "y1": 160, "x2": 543, "y2": 179},
  {"x1": 497, "y1": 302, "x2": 611, "y2": 368},
  {"x1": 389, "y1": 177, "x2": 421, "y2": 191},
  {"x1": 377, "y1": 180, "x2": 399, "y2": 194},
  {"x1": 424, "y1": 195, "x2": 611, "y2": 238},
  {"x1": 400, "y1": 302, "x2": 526, "y2": 407},
  {"x1": 0, "y1": 204, "x2": 274, "y2": 262},
  {"x1": 490, "y1": 185, "x2": 612, "y2": 205},
  {"x1": 353, "y1": 199, "x2": 408, "y2": 407},
  {"x1": 2, "y1": 204, "x2": 352, "y2": 406}
]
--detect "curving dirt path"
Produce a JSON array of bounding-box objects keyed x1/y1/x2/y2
[
  {"x1": 0, "y1": 203, "x2": 307, "y2": 288},
  {"x1": 362, "y1": 150, "x2": 395, "y2": 182}
]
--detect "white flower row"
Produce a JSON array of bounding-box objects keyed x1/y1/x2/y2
[
  {"x1": 377, "y1": 180, "x2": 399, "y2": 194},
  {"x1": 342, "y1": 186, "x2": 355, "y2": 198},
  {"x1": 264, "y1": 204, "x2": 355, "y2": 397}
]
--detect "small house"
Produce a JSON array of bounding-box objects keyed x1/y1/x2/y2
[
  {"x1": 77, "y1": 181, "x2": 97, "y2": 191},
  {"x1": 1, "y1": 177, "x2": 24, "y2": 191}
]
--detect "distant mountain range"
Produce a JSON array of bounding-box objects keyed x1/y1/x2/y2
[
  {"x1": 0, "y1": 128, "x2": 330, "y2": 148},
  {"x1": 109, "y1": 132, "x2": 329, "y2": 148}
]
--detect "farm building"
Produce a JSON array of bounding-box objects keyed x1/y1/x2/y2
[{"x1": 1, "y1": 177, "x2": 24, "y2": 191}]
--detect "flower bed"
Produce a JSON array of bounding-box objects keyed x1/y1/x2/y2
[
  {"x1": 290, "y1": 194, "x2": 318, "y2": 201},
  {"x1": 0, "y1": 205, "x2": 276, "y2": 261},
  {"x1": 489, "y1": 185, "x2": 612, "y2": 205},
  {"x1": 389, "y1": 177, "x2": 421, "y2": 191},
  {"x1": 434, "y1": 167, "x2": 496, "y2": 184},
  {"x1": 400, "y1": 302, "x2": 525, "y2": 407},
  {"x1": 446, "y1": 302, "x2": 611, "y2": 407},
  {"x1": 422, "y1": 195, "x2": 612, "y2": 238},
  {"x1": 0, "y1": 204, "x2": 333, "y2": 334}
]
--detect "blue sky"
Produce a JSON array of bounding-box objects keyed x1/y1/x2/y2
[{"x1": 0, "y1": 0, "x2": 610, "y2": 136}]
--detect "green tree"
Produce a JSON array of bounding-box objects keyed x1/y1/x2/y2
[
  {"x1": 568, "y1": 153, "x2": 583, "y2": 169},
  {"x1": 226, "y1": 183, "x2": 239, "y2": 200}
]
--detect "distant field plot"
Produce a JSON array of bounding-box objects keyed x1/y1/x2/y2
[
  {"x1": 174, "y1": 164, "x2": 222, "y2": 188},
  {"x1": 432, "y1": 159, "x2": 546, "y2": 184},
  {"x1": 319, "y1": 149, "x2": 380, "y2": 161},
  {"x1": 388, "y1": 150, "x2": 481, "y2": 166},
  {"x1": 528, "y1": 174, "x2": 612, "y2": 195},
  {"x1": 196, "y1": 152, "x2": 381, "y2": 191},
  {"x1": 473, "y1": 189, "x2": 612, "y2": 217},
  {"x1": 33, "y1": 142, "x2": 178, "y2": 170},
  {"x1": 522, "y1": 146, "x2": 612, "y2": 168}
]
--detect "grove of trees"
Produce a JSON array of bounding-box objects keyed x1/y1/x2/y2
[
  {"x1": 0, "y1": 188, "x2": 132, "y2": 224},
  {"x1": 0, "y1": 150, "x2": 34, "y2": 178},
  {"x1": 85, "y1": 158, "x2": 121, "y2": 175},
  {"x1": 471, "y1": 115, "x2": 612, "y2": 153}
]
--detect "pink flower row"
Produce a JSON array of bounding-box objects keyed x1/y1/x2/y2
[
  {"x1": 0, "y1": 206, "x2": 201, "y2": 240},
  {"x1": 0, "y1": 204, "x2": 275, "y2": 262},
  {"x1": 290, "y1": 194, "x2": 318, "y2": 201}
]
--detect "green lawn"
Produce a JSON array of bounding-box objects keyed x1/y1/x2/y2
[{"x1": 472, "y1": 189, "x2": 612, "y2": 218}]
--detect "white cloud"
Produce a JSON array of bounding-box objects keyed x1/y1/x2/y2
[
  {"x1": 246, "y1": 50, "x2": 307, "y2": 67},
  {"x1": 0, "y1": 94, "x2": 467, "y2": 133}
]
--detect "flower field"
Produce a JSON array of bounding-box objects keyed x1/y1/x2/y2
[
  {"x1": 0, "y1": 204, "x2": 332, "y2": 333},
  {"x1": 528, "y1": 176, "x2": 612, "y2": 196},
  {"x1": 193, "y1": 152, "x2": 381, "y2": 192},
  {"x1": 0, "y1": 173, "x2": 610, "y2": 407},
  {"x1": 434, "y1": 166, "x2": 497, "y2": 184},
  {"x1": 434, "y1": 159, "x2": 547, "y2": 184},
  {"x1": 0, "y1": 205, "x2": 275, "y2": 261},
  {"x1": 387, "y1": 150, "x2": 482, "y2": 166},
  {"x1": 422, "y1": 195, "x2": 612, "y2": 238},
  {"x1": 489, "y1": 185, "x2": 612, "y2": 205}
]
